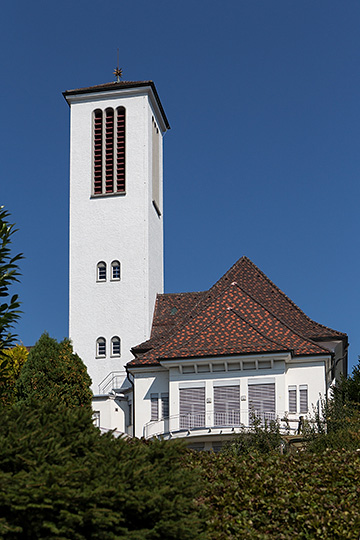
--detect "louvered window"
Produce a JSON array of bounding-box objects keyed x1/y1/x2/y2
[
  {"x1": 151, "y1": 394, "x2": 159, "y2": 421},
  {"x1": 93, "y1": 110, "x2": 103, "y2": 194},
  {"x1": 214, "y1": 385, "x2": 240, "y2": 426},
  {"x1": 299, "y1": 385, "x2": 308, "y2": 413},
  {"x1": 179, "y1": 387, "x2": 205, "y2": 429},
  {"x1": 116, "y1": 107, "x2": 126, "y2": 192},
  {"x1": 93, "y1": 107, "x2": 126, "y2": 195},
  {"x1": 105, "y1": 108, "x2": 114, "y2": 193},
  {"x1": 161, "y1": 393, "x2": 169, "y2": 419},
  {"x1": 248, "y1": 382, "x2": 275, "y2": 424},
  {"x1": 288, "y1": 385, "x2": 297, "y2": 413}
]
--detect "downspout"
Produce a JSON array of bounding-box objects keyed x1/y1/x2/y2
[{"x1": 125, "y1": 365, "x2": 135, "y2": 438}]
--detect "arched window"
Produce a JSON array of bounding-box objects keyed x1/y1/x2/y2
[
  {"x1": 97, "y1": 261, "x2": 106, "y2": 282},
  {"x1": 96, "y1": 337, "x2": 106, "y2": 357},
  {"x1": 111, "y1": 260, "x2": 121, "y2": 281},
  {"x1": 93, "y1": 107, "x2": 126, "y2": 195},
  {"x1": 111, "y1": 336, "x2": 121, "y2": 357}
]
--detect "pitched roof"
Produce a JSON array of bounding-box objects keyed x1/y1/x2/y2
[{"x1": 128, "y1": 256, "x2": 347, "y2": 367}]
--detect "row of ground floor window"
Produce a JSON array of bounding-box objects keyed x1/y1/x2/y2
[{"x1": 148, "y1": 382, "x2": 308, "y2": 430}]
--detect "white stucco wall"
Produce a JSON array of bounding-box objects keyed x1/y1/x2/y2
[
  {"x1": 66, "y1": 86, "x2": 167, "y2": 394},
  {"x1": 132, "y1": 368, "x2": 169, "y2": 438},
  {"x1": 130, "y1": 353, "x2": 331, "y2": 440},
  {"x1": 92, "y1": 394, "x2": 128, "y2": 434}
]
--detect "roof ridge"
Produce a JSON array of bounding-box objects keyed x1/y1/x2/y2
[
  {"x1": 228, "y1": 305, "x2": 294, "y2": 353},
  {"x1": 231, "y1": 281, "x2": 332, "y2": 355},
  {"x1": 240, "y1": 257, "x2": 345, "y2": 337}
]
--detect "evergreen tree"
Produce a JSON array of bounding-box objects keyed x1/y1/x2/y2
[
  {"x1": 0, "y1": 344, "x2": 28, "y2": 406},
  {"x1": 16, "y1": 333, "x2": 92, "y2": 408},
  {"x1": 0, "y1": 206, "x2": 22, "y2": 356},
  {"x1": 0, "y1": 402, "x2": 206, "y2": 539}
]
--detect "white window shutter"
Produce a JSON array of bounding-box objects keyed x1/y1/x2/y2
[
  {"x1": 248, "y1": 383, "x2": 275, "y2": 423},
  {"x1": 151, "y1": 394, "x2": 159, "y2": 421},
  {"x1": 214, "y1": 385, "x2": 240, "y2": 426},
  {"x1": 288, "y1": 385, "x2": 297, "y2": 413},
  {"x1": 179, "y1": 387, "x2": 205, "y2": 429},
  {"x1": 299, "y1": 385, "x2": 308, "y2": 413}
]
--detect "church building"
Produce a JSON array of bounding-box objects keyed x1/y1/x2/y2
[{"x1": 64, "y1": 79, "x2": 347, "y2": 449}]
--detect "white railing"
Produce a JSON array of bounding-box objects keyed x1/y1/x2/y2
[
  {"x1": 144, "y1": 409, "x2": 301, "y2": 439},
  {"x1": 98, "y1": 371, "x2": 126, "y2": 395}
]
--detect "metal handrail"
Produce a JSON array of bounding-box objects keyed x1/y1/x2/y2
[
  {"x1": 98, "y1": 370, "x2": 126, "y2": 394},
  {"x1": 144, "y1": 409, "x2": 304, "y2": 439}
]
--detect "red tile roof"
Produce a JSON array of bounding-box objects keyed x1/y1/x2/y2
[{"x1": 128, "y1": 257, "x2": 347, "y2": 367}]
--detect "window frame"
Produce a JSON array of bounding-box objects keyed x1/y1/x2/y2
[
  {"x1": 97, "y1": 261, "x2": 107, "y2": 282},
  {"x1": 92, "y1": 107, "x2": 126, "y2": 196},
  {"x1": 111, "y1": 260, "x2": 121, "y2": 281},
  {"x1": 151, "y1": 393, "x2": 159, "y2": 421},
  {"x1": 111, "y1": 336, "x2": 121, "y2": 357},
  {"x1": 299, "y1": 385, "x2": 308, "y2": 414},
  {"x1": 288, "y1": 385, "x2": 297, "y2": 414},
  {"x1": 96, "y1": 337, "x2": 106, "y2": 358}
]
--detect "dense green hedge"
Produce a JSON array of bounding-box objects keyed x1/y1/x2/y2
[
  {"x1": 189, "y1": 449, "x2": 360, "y2": 539},
  {"x1": 1, "y1": 400, "x2": 360, "y2": 538},
  {"x1": 0, "y1": 403, "x2": 206, "y2": 539}
]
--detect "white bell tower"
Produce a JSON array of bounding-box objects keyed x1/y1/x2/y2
[{"x1": 64, "y1": 80, "x2": 169, "y2": 397}]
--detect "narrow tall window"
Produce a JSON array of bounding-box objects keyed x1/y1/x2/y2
[
  {"x1": 93, "y1": 108, "x2": 126, "y2": 195},
  {"x1": 299, "y1": 385, "x2": 308, "y2": 413},
  {"x1": 179, "y1": 387, "x2": 205, "y2": 429},
  {"x1": 152, "y1": 116, "x2": 160, "y2": 214},
  {"x1": 116, "y1": 107, "x2": 126, "y2": 192},
  {"x1": 288, "y1": 385, "x2": 297, "y2": 413},
  {"x1": 111, "y1": 260, "x2": 121, "y2": 281},
  {"x1": 214, "y1": 385, "x2": 240, "y2": 426},
  {"x1": 151, "y1": 394, "x2": 159, "y2": 421},
  {"x1": 93, "y1": 110, "x2": 103, "y2": 194},
  {"x1": 161, "y1": 393, "x2": 169, "y2": 419},
  {"x1": 97, "y1": 262, "x2": 106, "y2": 282},
  {"x1": 248, "y1": 382, "x2": 275, "y2": 425},
  {"x1": 111, "y1": 336, "x2": 121, "y2": 357},
  {"x1": 105, "y1": 108, "x2": 114, "y2": 193},
  {"x1": 96, "y1": 337, "x2": 106, "y2": 357}
]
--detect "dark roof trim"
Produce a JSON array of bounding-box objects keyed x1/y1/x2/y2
[{"x1": 63, "y1": 80, "x2": 170, "y2": 130}]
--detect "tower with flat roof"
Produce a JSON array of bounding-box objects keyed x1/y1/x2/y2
[{"x1": 64, "y1": 81, "x2": 169, "y2": 402}]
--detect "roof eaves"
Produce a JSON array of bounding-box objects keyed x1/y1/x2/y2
[{"x1": 63, "y1": 80, "x2": 170, "y2": 130}]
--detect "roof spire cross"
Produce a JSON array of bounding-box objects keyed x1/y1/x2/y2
[{"x1": 113, "y1": 48, "x2": 123, "y2": 82}]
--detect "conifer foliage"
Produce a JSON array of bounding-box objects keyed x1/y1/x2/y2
[
  {"x1": 16, "y1": 333, "x2": 92, "y2": 408},
  {"x1": 0, "y1": 402, "x2": 206, "y2": 539}
]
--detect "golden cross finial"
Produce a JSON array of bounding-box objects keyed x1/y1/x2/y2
[{"x1": 114, "y1": 48, "x2": 123, "y2": 82}]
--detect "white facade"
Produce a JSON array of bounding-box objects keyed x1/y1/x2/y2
[
  {"x1": 65, "y1": 83, "x2": 168, "y2": 412},
  {"x1": 65, "y1": 80, "x2": 347, "y2": 444},
  {"x1": 129, "y1": 352, "x2": 332, "y2": 448}
]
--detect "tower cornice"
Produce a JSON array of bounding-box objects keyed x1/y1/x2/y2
[{"x1": 63, "y1": 80, "x2": 170, "y2": 132}]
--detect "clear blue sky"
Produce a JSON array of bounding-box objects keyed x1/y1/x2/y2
[{"x1": 2, "y1": 1, "x2": 359, "y2": 372}]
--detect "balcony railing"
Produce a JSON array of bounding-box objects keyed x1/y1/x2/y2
[
  {"x1": 144, "y1": 409, "x2": 300, "y2": 439},
  {"x1": 98, "y1": 371, "x2": 126, "y2": 395}
]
